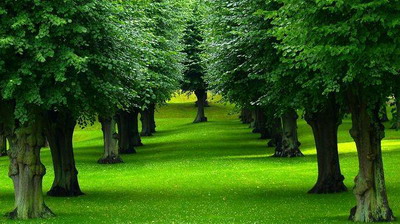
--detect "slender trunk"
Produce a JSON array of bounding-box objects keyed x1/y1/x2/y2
[
  {"x1": 249, "y1": 110, "x2": 256, "y2": 129},
  {"x1": 99, "y1": 116, "x2": 122, "y2": 164},
  {"x1": 149, "y1": 103, "x2": 156, "y2": 133},
  {"x1": 348, "y1": 92, "x2": 395, "y2": 222},
  {"x1": 132, "y1": 109, "x2": 143, "y2": 147},
  {"x1": 140, "y1": 109, "x2": 152, "y2": 136},
  {"x1": 273, "y1": 109, "x2": 303, "y2": 157},
  {"x1": 0, "y1": 124, "x2": 7, "y2": 156},
  {"x1": 240, "y1": 108, "x2": 253, "y2": 124},
  {"x1": 194, "y1": 89, "x2": 208, "y2": 123},
  {"x1": 390, "y1": 96, "x2": 400, "y2": 130},
  {"x1": 117, "y1": 110, "x2": 137, "y2": 154},
  {"x1": 305, "y1": 97, "x2": 347, "y2": 194},
  {"x1": 267, "y1": 117, "x2": 282, "y2": 148},
  {"x1": 44, "y1": 111, "x2": 83, "y2": 197},
  {"x1": 7, "y1": 118, "x2": 54, "y2": 219}
]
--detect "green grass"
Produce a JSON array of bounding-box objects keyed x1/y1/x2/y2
[{"x1": 0, "y1": 93, "x2": 399, "y2": 223}]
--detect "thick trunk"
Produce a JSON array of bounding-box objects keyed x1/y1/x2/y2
[
  {"x1": 117, "y1": 110, "x2": 137, "y2": 154},
  {"x1": 273, "y1": 109, "x2": 303, "y2": 157},
  {"x1": 140, "y1": 109, "x2": 152, "y2": 136},
  {"x1": 149, "y1": 103, "x2": 156, "y2": 133},
  {"x1": 7, "y1": 119, "x2": 54, "y2": 219},
  {"x1": 305, "y1": 97, "x2": 347, "y2": 194},
  {"x1": 348, "y1": 93, "x2": 395, "y2": 222},
  {"x1": 194, "y1": 89, "x2": 208, "y2": 123},
  {"x1": 99, "y1": 116, "x2": 122, "y2": 164},
  {"x1": 390, "y1": 96, "x2": 400, "y2": 130},
  {"x1": 195, "y1": 92, "x2": 209, "y2": 107},
  {"x1": 267, "y1": 118, "x2": 282, "y2": 148},
  {"x1": 44, "y1": 111, "x2": 83, "y2": 197},
  {"x1": 239, "y1": 108, "x2": 253, "y2": 124}
]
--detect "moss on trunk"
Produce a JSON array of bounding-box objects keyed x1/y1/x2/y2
[
  {"x1": 273, "y1": 110, "x2": 303, "y2": 157},
  {"x1": 348, "y1": 93, "x2": 395, "y2": 222},
  {"x1": 7, "y1": 118, "x2": 54, "y2": 219},
  {"x1": 99, "y1": 116, "x2": 122, "y2": 164}
]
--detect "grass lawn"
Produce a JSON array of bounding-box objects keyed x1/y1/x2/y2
[{"x1": 0, "y1": 93, "x2": 399, "y2": 223}]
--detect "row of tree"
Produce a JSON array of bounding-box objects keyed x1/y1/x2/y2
[
  {"x1": 202, "y1": 0, "x2": 399, "y2": 222},
  {"x1": 0, "y1": 0, "x2": 193, "y2": 219}
]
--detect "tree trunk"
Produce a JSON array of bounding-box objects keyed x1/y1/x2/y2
[
  {"x1": 195, "y1": 92, "x2": 209, "y2": 107},
  {"x1": 305, "y1": 97, "x2": 347, "y2": 194},
  {"x1": 194, "y1": 89, "x2": 208, "y2": 123},
  {"x1": 140, "y1": 109, "x2": 152, "y2": 136},
  {"x1": 249, "y1": 110, "x2": 256, "y2": 129},
  {"x1": 267, "y1": 118, "x2": 282, "y2": 148},
  {"x1": 132, "y1": 109, "x2": 143, "y2": 146},
  {"x1": 240, "y1": 108, "x2": 253, "y2": 124},
  {"x1": 7, "y1": 119, "x2": 54, "y2": 219},
  {"x1": 99, "y1": 116, "x2": 123, "y2": 164},
  {"x1": 0, "y1": 124, "x2": 7, "y2": 156},
  {"x1": 348, "y1": 92, "x2": 395, "y2": 222},
  {"x1": 390, "y1": 96, "x2": 400, "y2": 130},
  {"x1": 252, "y1": 108, "x2": 270, "y2": 139},
  {"x1": 273, "y1": 109, "x2": 303, "y2": 157},
  {"x1": 117, "y1": 110, "x2": 137, "y2": 154},
  {"x1": 149, "y1": 103, "x2": 156, "y2": 133},
  {"x1": 44, "y1": 111, "x2": 83, "y2": 197}
]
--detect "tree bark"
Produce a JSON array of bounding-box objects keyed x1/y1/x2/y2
[
  {"x1": 193, "y1": 89, "x2": 208, "y2": 123},
  {"x1": 252, "y1": 108, "x2": 270, "y2": 139},
  {"x1": 249, "y1": 110, "x2": 256, "y2": 129},
  {"x1": 98, "y1": 116, "x2": 123, "y2": 164},
  {"x1": 273, "y1": 109, "x2": 303, "y2": 157},
  {"x1": 390, "y1": 96, "x2": 400, "y2": 130},
  {"x1": 117, "y1": 110, "x2": 137, "y2": 154},
  {"x1": 44, "y1": 110, "x2": 83, "y2": 197},
  {"x1": 140, "y1": 109, "x2": 152, "y2": 136},
  {"x1": 132, "y1": 109, "x2": 143, "y2": 146},
  {"x1": 0, "y1": 124, "x2": 7, "y2": 156},
  {"x1": 7, "y1": 118, "x2": 54, "y2": 219},
  {"x1": 267, "y1": 118, "x2": 282, "y2": 148},
  {"x1": 149, "y1": 103, "x2": 156, "y2": 133},
  {"x1": 305, "y1": 97, "x2": 347, "y2": 194},
  {"x1": 348, "y1": 92, "x2": 395, "y2": 222},
  {"x1": 240, "y1": 108, "x2": 253, "y2": 124}
]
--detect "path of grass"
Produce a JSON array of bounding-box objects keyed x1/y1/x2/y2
[{"x1": 0, "y1": 94, "x2": 399, "y2": 223}]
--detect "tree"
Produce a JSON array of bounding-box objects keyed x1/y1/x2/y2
[
  {"x1": 272, "y1": 0, "x2": 399, "y2": 221},
  {"x1": 0, "y1": 0, "x2": 136, "y2": 218},
  {"x1": 182, "y1": 2, "x2": 208, "y2": 123},
  {"x1": 204, "y1": 0, "x2": 303, "y2": 156}
]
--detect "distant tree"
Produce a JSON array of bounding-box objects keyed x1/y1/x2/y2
[{"x1": 181, "y1": 2, "x2": 208, "y2": 123}]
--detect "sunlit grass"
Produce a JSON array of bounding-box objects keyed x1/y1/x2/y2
[{"x1": 0, "y1": 94, "x2": 399, "y2": 223}]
